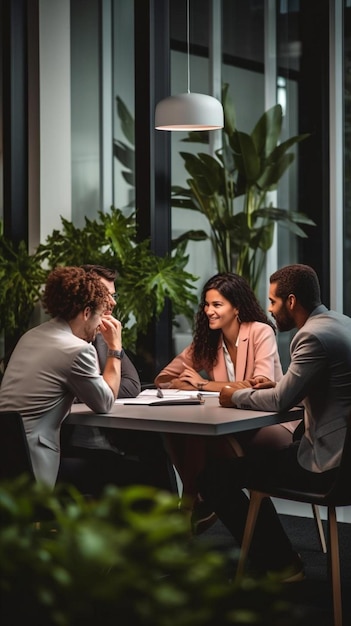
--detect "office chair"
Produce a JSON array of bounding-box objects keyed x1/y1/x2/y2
[
  {"x1": 0, "y1": 411, "x2": 35, "y2": 481},
  {"x1": 236, "y1": 411, "x2": 351, "y2": 626}
]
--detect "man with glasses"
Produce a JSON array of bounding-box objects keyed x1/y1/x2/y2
[{"x1": 60, "y1": 264, "x2": 177, "y2": 493}]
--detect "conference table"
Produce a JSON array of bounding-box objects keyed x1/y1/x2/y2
[{"x1": 66, "y1": 396, "x2": 303, "y2": 437}]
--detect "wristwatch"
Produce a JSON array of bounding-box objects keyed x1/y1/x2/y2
[{"x1": 107, "y1": 348, "x2": 125, "y2": 359}]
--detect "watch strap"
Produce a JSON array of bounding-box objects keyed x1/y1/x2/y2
[{"x1": 107, "y1": 348, "x2": 125, "y2": 359}]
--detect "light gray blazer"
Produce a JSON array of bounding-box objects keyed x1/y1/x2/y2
[
  {"x1": 0, "y1": 318, "x2": 115, "y2": 487},
  {"x1": 232, "y1": 305, "x2": 351, "y2": 473}
]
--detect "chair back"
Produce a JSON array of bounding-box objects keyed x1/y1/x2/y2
[{"x1": 0, "y1": 411, "x2": 35, "y2": 481}]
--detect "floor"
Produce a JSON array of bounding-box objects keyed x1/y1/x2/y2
[{"x1": 197, "y1": 513, "x2": 351, "y2": 626}]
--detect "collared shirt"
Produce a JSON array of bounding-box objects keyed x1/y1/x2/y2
[{"x1": 222, "y1": 338, "x2": 236, "y2": 382}]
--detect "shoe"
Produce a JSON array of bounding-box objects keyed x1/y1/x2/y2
[
  {"x1": 191, "y1": 499, "x2": 218, "y2": 535},
  {"x1": 266, "y1": 552, "x2": 305, "y2": 583}
]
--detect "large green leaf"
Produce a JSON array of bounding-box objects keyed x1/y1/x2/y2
[
  {"x1": 251, "y1": 104, "x2": 282, "y2": 158},
  {"x1": 180, "y1": 152, "x2": 223, "y2": 196},
  {"x1": 267, "y1": 133, "x2": 310, "y2": 163},
  {"x1": 256, "y1": 153, "x2": 294, "y2": 190},
  {"x1": 222, "y1": 82, "x2": 236, "y2": 136},
  {"x1": 231, "y1": 131, "x2": 261, "y2": 182}
]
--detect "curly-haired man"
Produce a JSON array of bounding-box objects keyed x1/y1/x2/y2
[{"x1": 0, "y1": 266, "x2": 126, "y2": 490}]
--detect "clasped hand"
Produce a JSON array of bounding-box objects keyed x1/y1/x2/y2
[
  {"x1": 99, "y1": 314, "x2": 122, "y2": 349},
  {"x1": 219, "y1": 376, "x2": 276, "y2": 407},
  {"x1": 171, "y1": 364, "x2": 205, "y2": 390}
]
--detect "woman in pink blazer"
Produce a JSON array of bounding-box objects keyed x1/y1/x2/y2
[{"x1": 154, "y1": 273, "x2": 299, "y2": 532}]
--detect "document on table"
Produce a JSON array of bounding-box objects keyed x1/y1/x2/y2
[{"x1": 114, "y1": 388, "x2": 214, "y2": 406}]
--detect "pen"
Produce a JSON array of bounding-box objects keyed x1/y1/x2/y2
[{"x1": 156, "y1": 387, "x2": 164, "y2": 398}]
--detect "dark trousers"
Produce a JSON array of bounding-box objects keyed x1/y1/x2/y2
[
  {"x1": 58, "y1": 429, "x2": 178, "y2": 497},
  {"x1": 197, "y1": 442, "x2": 337, "y2": 571}
]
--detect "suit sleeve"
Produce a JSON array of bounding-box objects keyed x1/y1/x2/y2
[
  {"x1": 232, "y1": 330, "x2": 327, "y2": 412},
  {"x1": 68, "y1": 345, "x2": 115, "y2": 413},
  {"x1": 118, "y1": 354, "x2": 141, "y2": 398}
]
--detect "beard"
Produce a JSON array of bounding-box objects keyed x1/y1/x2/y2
[{"x1": 273, "y1": 307, "x2": 295, "y2": 332}]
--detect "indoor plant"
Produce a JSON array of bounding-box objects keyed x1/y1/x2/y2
[
  {"x1": 171, "y1": 84, "x2": 315, "y2": 292},
  {"x1": 0, "y1": 477, "x2": 301, "y2": 626},
  {"x1": 0, "y1": 208, "x2": 198, "y2": 358}
]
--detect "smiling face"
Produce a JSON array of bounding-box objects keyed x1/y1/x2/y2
[
  {"x1": 80, "y1": 305, "x2": 106, "y2": 343},
  {"x1": 268, "y1": 282, "x2": 295, "y2": 332},
  {"x1": 203, "y1": 288, "x2": 239, "y2": 335}
]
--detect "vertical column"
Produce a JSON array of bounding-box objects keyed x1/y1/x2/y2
[
  {"x1": 27, "y1": 0, "x2": 40, "y2": 251},
  {"x1": 134, "y1": 0, "x2": 172, "y2": 378},
  {"x1": 2, "y1": 0, "x2": 28, "y2": 245},
  {"x1": 263, "y1": 0, "x2": 278, "y2": 292},
  {"x1": 329, "y1": 0, "x2": 344, "y2": 312}
]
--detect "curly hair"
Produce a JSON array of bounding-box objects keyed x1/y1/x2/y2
[
  {"x1": 42, "y1": 266, "x2": 111, "y2": 320},
  {"x1": 192, "y1": 272, "x2": 274, "y2": 369},
  {"x1": 270, "y1": 264, "x2": 321, "y2": 313}
]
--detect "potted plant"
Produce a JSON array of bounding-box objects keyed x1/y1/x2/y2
[
  {"x1": 171, "y1": 84, "x2": 315, "y2": 292},
  {"x1": 0, "y1": 477, "x2": 303, "y2": 626},
  {"x1": 0, "y1": 208, "x2": 198, "y2": 365}
]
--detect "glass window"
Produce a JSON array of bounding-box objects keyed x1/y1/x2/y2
[{"x1": 112, "y1": 0, "x2": 135, "y2": 213}]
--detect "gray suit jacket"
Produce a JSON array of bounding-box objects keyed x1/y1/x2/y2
[
  {"x1": 0, "y1": 318, "x2": 115, "y2": 487},
  {"x1": 232, "y1": 305, "x2": 351, "y2": 472}
]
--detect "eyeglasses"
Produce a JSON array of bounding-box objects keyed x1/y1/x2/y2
[{"x1": 110, "y1": 292, "x2": 119, "y2": 300}]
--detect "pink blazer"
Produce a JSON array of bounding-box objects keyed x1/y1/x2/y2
[{"x1": 155, "y1": 321, "x2": 297, "y2": 434}]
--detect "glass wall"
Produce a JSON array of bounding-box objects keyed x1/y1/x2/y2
[{"x1": 112, "y1": 0, "x2": 135, "y2": 213}]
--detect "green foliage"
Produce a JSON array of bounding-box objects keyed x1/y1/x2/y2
[
  {"x1": 0, "y1": 237, "x2": 47, "y2": 343},
  {"x1": 0, "y1": 208, "x2": 198, "y2": 353},
  {"x1": 0, "y1": 477, "x2": 301, "y2": 626},
  {"x1": 172, "y1": 84, "x2": 315, "y2": 292}
]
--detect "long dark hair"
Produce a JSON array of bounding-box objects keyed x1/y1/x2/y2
[{"x1": 192, "y1": 273, "x2": 274, "y2": 369}]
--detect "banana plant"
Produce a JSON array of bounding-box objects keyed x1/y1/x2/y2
[{"x1": 172, "y1": 84, "x2": 315, "y2": 292}]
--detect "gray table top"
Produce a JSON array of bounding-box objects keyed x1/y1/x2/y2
[{"x1": 66, "y1": 397, "x2": 303, "y2": 436}]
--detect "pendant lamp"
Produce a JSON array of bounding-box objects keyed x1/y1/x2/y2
[{"x1": 155, "y1": 0, "x2": 224, "y2": 131}]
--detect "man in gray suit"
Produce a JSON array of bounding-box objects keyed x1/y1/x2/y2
[
  {"x1": 197, "y1": 264, "x2": 351, "y2": 580},
  {"x1": 0, "y1": 266, "x2": 123, "y2": 489}
]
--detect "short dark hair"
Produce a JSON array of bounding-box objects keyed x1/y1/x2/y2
[
  {"x1": 80, "y1": 264, "x2": 118, "y2": 282},
  {"x1": 270, "y1": 264, "x2": 321, "y2": 312},
  {"x1": 42, "y1": 266, "x2": 110, "y2": 320}
]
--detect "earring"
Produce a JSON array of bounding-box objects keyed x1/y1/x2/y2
[{"x1": 237, "y1": 313, "x2": 242, "y2": 324}]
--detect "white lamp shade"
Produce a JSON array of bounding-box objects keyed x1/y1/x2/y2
[{"x1": 155, "y1": 92, "x2": 224, "y2": 131}]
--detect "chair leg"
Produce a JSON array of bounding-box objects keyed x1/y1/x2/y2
[
  {"x1": 312, "y1": 504, "x2": 327, "y2": 553},
  {"x1": 235, "y1": 491, "x2": 266, "y2": 582},
  {"x1": 328, "y1": 506, "x2": 343, "y2": 626}
]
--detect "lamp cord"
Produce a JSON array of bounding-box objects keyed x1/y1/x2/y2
[{"x1": 186, "y1": 0, "x2": 190, "y2": 93}]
